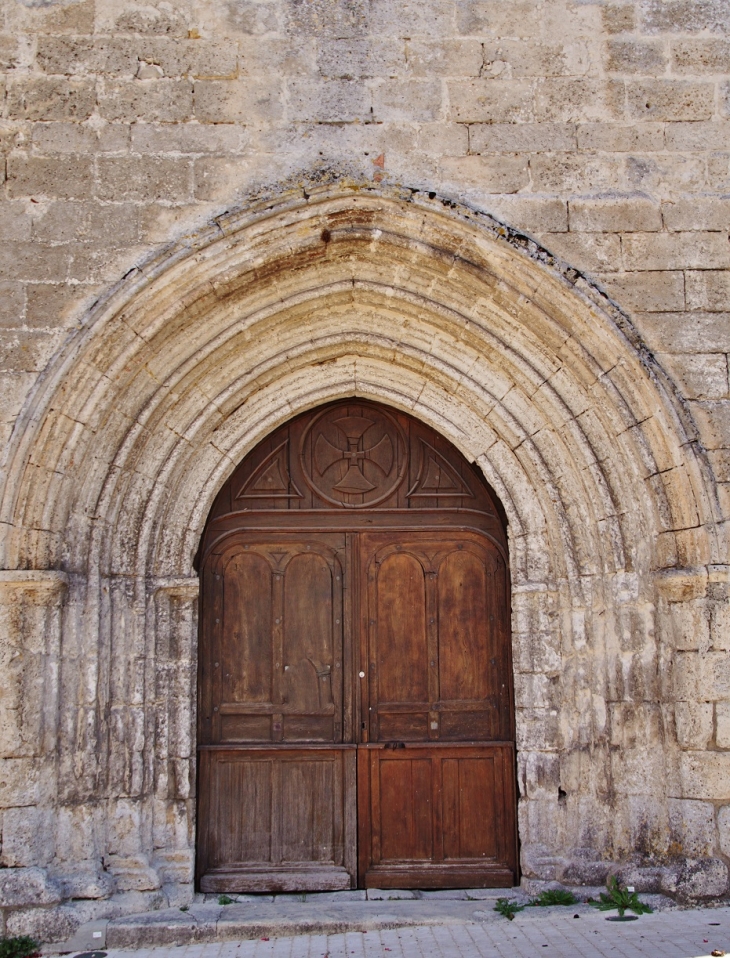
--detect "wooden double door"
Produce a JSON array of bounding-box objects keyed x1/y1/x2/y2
[{"x1": 196, "y1": 402, "x2": 518, "y2": 892}]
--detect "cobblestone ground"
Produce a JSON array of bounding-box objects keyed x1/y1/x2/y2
[{"x1": 99, "y1": 907, "x2": 730, "y2": 958}]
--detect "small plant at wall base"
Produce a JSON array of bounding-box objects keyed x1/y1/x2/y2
[
  {"x1": 494, "y1": 898, "x2": 525, "y2": 920},
  {"x1": 531, "y1": 889, "x2": 579, "y2": 906},
  {"x1": 0, "y1": 936, "x2": 41, "y2": 958},
  {"x1": 589, "y1": 876, "x2": 653, "y2": 917}
]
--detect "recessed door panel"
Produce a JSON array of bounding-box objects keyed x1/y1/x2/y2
[
  {"x1": 198, "y1": 748, "x2": 356, "y2": 892},
  {"x1": 358, "y1": 745, "x2": 516, "y2": 888},
  {"x1": 362, "y1": 533, "x2": 512, "y2": 746},
  {"x1": 222, "y1": 552, "x2": 272, "y2": 704}
]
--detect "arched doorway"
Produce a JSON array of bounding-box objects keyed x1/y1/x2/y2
[{"x1": 195, "y1": 399, "x2": 518, "y2": 892}]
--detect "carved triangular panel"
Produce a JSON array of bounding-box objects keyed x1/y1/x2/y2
[
  {"x1": 235, "y1": 441, "x2": 303, "y2": 499},
  {"x1": 407, "y1": 440, "x2": 474, "y2": 498}
]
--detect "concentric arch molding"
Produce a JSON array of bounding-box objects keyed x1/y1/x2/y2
[{"x1": 0, "y1": 178, "x2": 724, "y2": 582}]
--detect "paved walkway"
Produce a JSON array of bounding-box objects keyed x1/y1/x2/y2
[{"x1": 61, "y1": 902, "x2": 730, "y2": 958}]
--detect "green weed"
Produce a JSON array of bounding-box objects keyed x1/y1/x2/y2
[
  {"x1": 589, "y1": 876, "x2": 653, "y2": 917},
  {"x1": 531, "y1": 889, "x2": 579, "y2": 907},
  {"x1": 0, "y1": 936, "x2": 41, "y2": 958},
  {"x1": 494, "y1": 897, "x2": 525, "y2": 920},
  {"x1": 218, "y1": 894, "x2": 235, "y2": 905}
]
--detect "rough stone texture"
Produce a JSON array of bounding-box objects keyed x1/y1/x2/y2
[{"x1": 0, "y1": 0, "x2": 728, "y2": 939}]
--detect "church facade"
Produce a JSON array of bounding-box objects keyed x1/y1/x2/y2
[{"x1": 0, "y1": 0, "x2": 728, "y2": 939}]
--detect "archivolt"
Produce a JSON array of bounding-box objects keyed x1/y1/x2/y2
[{"x1": 0, "y1": 183, "x2": 723, "y2": 585}]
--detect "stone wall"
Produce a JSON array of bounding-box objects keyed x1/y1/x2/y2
[{"x1": 0, "y1": 0, "x2": 728, "y2": 939}]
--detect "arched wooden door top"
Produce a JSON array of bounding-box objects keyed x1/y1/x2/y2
[{"x1": 197, "y1": 399, "x2": 508, "y2": 567}]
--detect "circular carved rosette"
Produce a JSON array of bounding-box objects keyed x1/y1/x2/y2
[{"x1": 299, "y1": 403, "x2": 408, "y2": 507}]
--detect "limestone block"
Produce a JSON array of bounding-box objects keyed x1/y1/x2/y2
[
  {"x1": 55, "y1": 804, "x2": 104, "y2": 863},
  {"x1": 664, "y1": 600, "x2": 710, "y2": 650},
  {"x1": 534, "y1": 79, "x2": 623, "y2": 123},
  {"x1": 708, "y1": 154, "x2": 730, "y2": 191},
  {"x1": 194, "y1": 78, "x2": 285, "y2": 124},
  {"x1": 611, "y1": 747, "x2": 666, "y2": 798},
  {"x1": 516, "y1": 709, "x2": 560, "y2": 750},
  {"x1": 708, "y1": 450, "x2": 730, "y2": 485},
  {"x1": 226, "y1": 0, "x2": 280, "y2": 35},
  {"x1": 0, "y1": 806, "x2": 55, "y2": 867},
  {"x1": 32, "y1": 202, "x2": 139, "y2": 248},
  {"x1": 640, "y1": 0, "x2": 730, "y2": 34},
  {"x1": 471, "y1": 123, "x2": 575, "y2": 154},
  {"x1": 623, "y1": 233, "x2": 730, "y2": 272},
  {"x1": 692, "y1": 402, "x2": 730, "y2": 450},
  {"x1": 623, "y1": 793, "x2": 670, "y2": 858},
  {"x1": 569, "y1": 196, "x2": 662, "y2": 233},
  {"x1": 636, "y1": 312, "x2": 730, "y2": 355},
  {"x1": 668, "y1": 799, "x2": 716, "y2": 858},
  {"x1": 665, "y1": 121, "x2": 730, "y2": 151},
  {"x1": 152, "y1": 849, "x2": 194, "y2": 885},
  {"x1": 607, "y1": 39, "x2": 665, "y2": 74},
  {"x1": 0, "y1": 867, "x2": 61, "y2": 907},
  {"x1": 626, "y1": 153, "x2": 708, "y2": 195},
  {"x1": 0, "y1": 759, "x2": 41, "y2": 808},
  {"x1": 674, "y1": 701, "x2": 713, "y2": 749},
  {"x1": 627, "y1": 80, "x2": 715, "y2": 121},
  {"x1": 0, "y1": 284, "x2": 26, "y2": 329},
  {"x1": 679, "y1": 752, "x2": 730, "y2": 801},
  {"x1": 370, "y1": 0, "x2": 455, "y2": 37},
  {"x1": 671, "y1": 38, "x2": 730, "y2": 72},
  {"x1": 719, "y1": 806, "x2": 730, "y2": 857},
  {"x1": 518, "y1": 751, "x2": 560, "y2": 801},
  {"x1": 531, "y1": 156, "x2": 623, "y2": 195},
  {"x1": 674, "y1": 858, "x2": 729, "y2": 901},
  {"x1": 657, "y1": 354, "x2": 729, "y2": 402},
  {"x1": 439, "y1": 155, "x2": 529, "y2": 193},
  {"x1": 36, "y1": 36, "x2": 138, "y2": 76},
  {"x1": 561, "y1": 857, "x2": 611, "y2": 886},
  {"x1": 664, "y1": 196, "x2": 730, "y2": 232},
  {"x1": 96, "y1": 157, "x2": 192, "y2": 203},
  {"x1": 56, "y1": 864, "x2": 114, "y2": 900},
  {"x1": 0, "y1": 202, "x2": 31, "y2": 244},
  {"x1": 6, "y1": 78, "x2": 95, "y2": 121},
  {"x1": 457, "y1": 0, "x2": 542, "y2": 37},
  {"x1": 5, "y1": 905, "x2": 79, "y2": 943},
  {"x1": 107, "y1": 857, "x2": 161, "y2": 892},
  {"x1": 316, "y1": 38, "x2": 405, "y2": 78},
  {"x1": 372, "y1": 80, "x2": 443, "y2": 123},
  {"x1": 615, "y1": 861, "x2": 674, "y2": 894},
  {"x1": 140, "y1": 39, "x2": 238, "y2": 79},
  {"x1": 538, "y1": 232, "x2": 621, "y2": 272},
  {"x1": 406, "y1": 39, "x2": 482, "y2": 77},
  {"x1": 600, "y1": 271, "x2": 685, "y2": 312},
  {"x1": 98, "y1": 79, "x2": 193, "y2": 123},
  {"x1": 513, "y1": 631, "x2": 561, "y2": 675},
  {"x1": 609, "y1": 702, "x2": 663, "y2": 750},
  {"x1": 238, "y1": 36, "x2": 317, "y2": 75},
  {"x1": 520, "y1": 842, "x2": 569, "y2": 881},
  {"x1": 31, "y1": 121, "x2": 130, "y2": 155},
  {"x1": 287, "y1": 79, "x2": 372, "y2": 123},
  {"x1": 686, "y1": 271, "x2": 730, "y2": 312},
  {"x1": 107, "y1": 799, "x2": 147, "y2": 859},
  {"x1": 576, "y1": 123, "x2": 664, "y2": 151},
  {"x1": 603, "y1": 4, "x2": 635, "y2": 34},
  {"x1": 7, "y1": 155, "x2": 94, "y2": 201},
  {"x1": 448, "y1": 79, "x2": 532, "y2": 123},
  {"x1": 718, "y1": 703, "x2": 730, "y2": 748}
]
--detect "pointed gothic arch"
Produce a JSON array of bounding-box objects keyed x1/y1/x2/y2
[{"x1": 0, "y1": 181, "x2": 725, "y2": 911}]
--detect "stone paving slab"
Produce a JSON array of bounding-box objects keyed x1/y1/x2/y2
[{"x1": 48, "y1": 904, "x2": 730, "y2": 958}]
